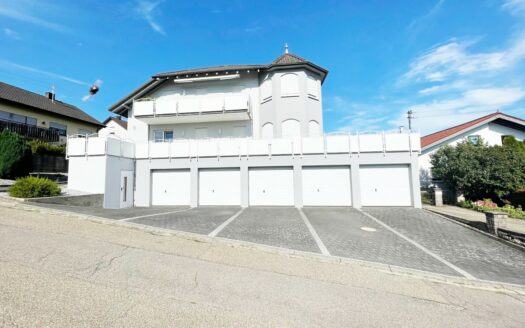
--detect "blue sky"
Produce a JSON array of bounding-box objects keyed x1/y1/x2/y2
[{"x1": 1, "y1": 0, "x2": 524, "y2": 135}]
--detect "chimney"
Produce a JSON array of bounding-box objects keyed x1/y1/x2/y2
[{"x1": 44, "y1": 92, "x2": 55, "y2": 101}]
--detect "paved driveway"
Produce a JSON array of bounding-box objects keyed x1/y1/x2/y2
[{"x1": 28, "y1": 202, "x2": 525, "y2": 285}]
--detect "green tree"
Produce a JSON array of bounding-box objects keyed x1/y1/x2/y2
[
  {"x1": 430, "y1": 138, "x2": 525, "y2": 202},
  {"x1": 0, "y1": 129, "x2": 32, "y2": 178}
]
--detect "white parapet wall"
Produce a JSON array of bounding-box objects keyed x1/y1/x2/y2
[{"x1": 67, "y1": 132, "x2": 422, "y2": 209}]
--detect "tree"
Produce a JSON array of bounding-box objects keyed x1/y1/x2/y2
[
  {"x1": 430, "y1": 138, "x2": 525, "y2": 202},
  {"x1": 0, "y1": 129, "x2": 32, "y2": 179}
]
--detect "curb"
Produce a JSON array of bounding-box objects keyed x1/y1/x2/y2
[{"x1": 2, "y1": 199, "x2": 525, "y2": 295}]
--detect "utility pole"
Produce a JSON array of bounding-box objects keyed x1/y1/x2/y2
[{"x1": 407, "y1": 110, "x2": 413, "y2": 131}]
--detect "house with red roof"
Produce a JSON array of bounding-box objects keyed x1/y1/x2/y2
[{"x1": 419, "y1": 112, "x2": 525, "y2": 183}]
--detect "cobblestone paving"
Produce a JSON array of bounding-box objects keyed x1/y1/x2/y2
[
  {"x1": 218, "y1": 207, "x2": 320, "y2": 253},
  {"x1": 132, "y1": 206, "x2": 240, "y2": 235},
  {"x1": 303, "y1": 207, "x2": 459, "y2": 276},
  {"x1": 364, "y1": 207, "x2": 525, "y2": 285}
]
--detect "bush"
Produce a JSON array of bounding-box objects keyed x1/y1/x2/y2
[
  {"x1": 8, "y1": 176, "x2": 61, "y2": 198},
  {"x1": 458, "y1": 198, "x2": 525, "y2": 219},
  {"x1": 0, "y1": 129, "x2": 32, "y2": 178},
  {"x1": 431, "y1": 138, "x2": 525, "y2": 202},
  {"x1": 27, "y1": 139, "x2": 65, "y2": 156}
]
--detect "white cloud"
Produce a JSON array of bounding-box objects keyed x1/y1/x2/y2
[
  {"x1": 502, "y1": 0, "x2": 525, "y2": 15},
  {"x1": 3, "y1": 27, "x2": 20, "y2": 40},
  {"x1": 0, "y1": 0, "x2": 71, "y2": 33},
  {"x1": 135, "y1": 0, "x2": 165, "y2": 35},
  {"x1": 391, "y1": 88, "x2": 525, "y2": 133},
  {"x1": 0, "y1": 59, "x2": 89, "y2": 86}
]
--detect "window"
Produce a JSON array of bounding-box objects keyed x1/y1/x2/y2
[
  {"x1": 280, "y1": 73, "x2": 299, "y2": 96},
  {"x1": 467, "y1": 135, "x2": 480, "y2": 144},
  {"x1": 49, "y1": 122, "x2": 67, "y2": 136},
  {"x1": 78, "y1": 128, "x2": 92, "y2": 136},
  {"x1": 262, "y1": 122, "x2": 274, "y2": 139},
  {"x1": 0, "y1": 110, "x2": 37, "y2": 125},
  {"x1": 164, "y1": 131, "x2": 173, "y2": 141},
  {"x1": 153, "y1": 130, "x2": 163, "y2": 142},
  {"x1": 281, "y1": 119, "x2": 301, "y2": 138},
  {"x1": 308, "y1": 120, "x2": 320, "y2": 137}
]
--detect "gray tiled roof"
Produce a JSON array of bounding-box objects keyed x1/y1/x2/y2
[
  {"x1": 271, "y1": 53, "x2": 308, "y2": 65},
  {"x1": 0, "y1": 81, "x2": 102, "y2": 126},
  {"x1": 109, "y1": 52, "x2": 328, "y2": 115}
]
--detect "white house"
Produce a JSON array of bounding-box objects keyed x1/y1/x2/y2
[
  {"x1": 66, "y1": 50, "x2": 422, "y2": 209},
  {"x1": 419, "y1": 112, "x2": 525, "y2": 182},
  {"x1": 98, "y1": 116, "x2": 128, "y2": 138}
]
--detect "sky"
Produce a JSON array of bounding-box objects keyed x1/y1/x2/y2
[{"x1": 0, "y1": 0, "x2": 524, "y2": 135}]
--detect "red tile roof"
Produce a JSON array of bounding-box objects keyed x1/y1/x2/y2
[{"x1": 421, "y1": 112, "x2": 525, "y2": 149}]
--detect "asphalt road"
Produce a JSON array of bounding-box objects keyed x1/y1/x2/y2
[{"x1": 0, "y1": 202, "x2": 524, "y2": 327}]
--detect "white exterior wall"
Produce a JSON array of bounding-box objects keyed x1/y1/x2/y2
[
  {"x1": 67, "y1": 156, "x2": 107, "y2": 193},
  {"x1": 258, "y1": 69, "x2": 323, "y2": 138},
  {"x1": 419, "y1": 122, "x2": 525, "y2": 173},
  {"x1": 148, "y1": 121, "x2": 251, "y2": 140},
  {"x1": 98, "y1": 120, "x2": 128, "y2": 138}
]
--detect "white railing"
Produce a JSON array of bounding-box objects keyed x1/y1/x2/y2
[
  {"x1": 66, "y1": 135, "x2": 135, "y2": 159},
  {"x1": 134, "y1": 132, "x2": 420, "y2": 159},
  {"x1": 133, "y1": 94, "x2": 250, "y2": 117},
  {"x1": 67, "y1": 132, "x2": 420, "y2": 159}
]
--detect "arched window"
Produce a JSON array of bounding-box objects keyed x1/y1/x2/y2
[
  {"x1": 261, "y1": 77, "x2": 272, "y2": 101},
  {"x1": 307, "y1": 75, "x2": 319, "y2": 98},
  {"x1": 280, "y1": 73, "x2": 299, "y2": 96},
  {"x1": 262, "y1": 122, "x2": 274, "y2": 139},
  {"x1": 281, "y1": 119, "x2": 301, "y2": 138},
  {"x1": 308, "y1": 120, "x2": 320, "y2": 137}
]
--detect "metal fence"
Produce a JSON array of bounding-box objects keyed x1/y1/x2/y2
[{"x1": 0, "y1": 120, "x2": 59, "y2": 142}]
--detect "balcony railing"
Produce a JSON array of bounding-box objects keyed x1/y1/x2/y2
[
  {"x1": 133, "y1": 94, "x2": 250, "y2": 117},
  {"x1": 66, "y1": 134, "x2": 135, "y2": 159},
  {"x1": 0, "y1": 119, "x2": 59, "y2": 142},
  {"x1": 66, "y1": 132, "x2": 421, "y2": 160}
]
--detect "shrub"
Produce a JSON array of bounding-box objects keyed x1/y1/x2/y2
[
  {"x1": 0, "y1": 129, "x2": 32, "y2": 178},
  {"x1": 8, "y1": 176, "x2": 61, "y2": 198},
  {"x1": 458, "y1": 198, "x2": 525, "y2": 219},
  {"x1": 431, "y1": 139, "x2": 525, "y2": 202},
  {"x1": 27, "y1": 139, "x2": 65, "y2": 156}
]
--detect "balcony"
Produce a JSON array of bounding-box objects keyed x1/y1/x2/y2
[
  {"x1": 133, "y1": 94, "x2": 251, "y2": 124},
  {"x1": 0, "y1": 119, "x2": 59, "y2": 142}
]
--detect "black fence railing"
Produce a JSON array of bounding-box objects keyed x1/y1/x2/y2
[{"x1": 0, "y1": 119, "x2": 60, "y2": 142}]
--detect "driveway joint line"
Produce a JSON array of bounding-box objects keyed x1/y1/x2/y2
[
  {"x1": 119, "y1": 207, "x2": 192, "y2": 221},
  {"x1": 298, "y1": 208, "x2": 330, "y2": 256},
  {"x1": 208, "y1": 208, "x2": 245, "y2": 237},
  {"x1": 357, "y1": 208, "x2": 476, "y2": 280}
]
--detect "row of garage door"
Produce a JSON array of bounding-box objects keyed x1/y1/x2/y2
[{"x1": 151, "y1": 165, "x2": 413, "y2": 207}]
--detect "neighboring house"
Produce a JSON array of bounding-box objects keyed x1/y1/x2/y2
[
  {"x1": 67, "y1": 50, "x2": 422, "y2": 209},
  {"x1": 99, "y1": 116, "x2": 128, "y2": 138},
  {"x1": 419, "y1": 112, "x2": 525, "y2": 184},
  {"x1": 0, "y1": 81, "x2": 103, "y2": 143}
]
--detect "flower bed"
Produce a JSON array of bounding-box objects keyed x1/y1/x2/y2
[{"x1": 458, "y1": 199, "x2": 525, "y2": 219}]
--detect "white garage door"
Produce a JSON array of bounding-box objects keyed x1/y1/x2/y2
[
  {"x1": 302, "y1": 166, "x2": 352, "y2": 206},
  {"x1": 151, "y1": 170, "x2": 190, "y2": 206},
  {"x1": 360, "y1": 165, "x2": 412, "y2": 206},
  {"x1": 249, "y1": 167, "x2": 294, "y2": 206},
  {"x1": 199, "y1": 169, "x2": 241, "y2": 205}
]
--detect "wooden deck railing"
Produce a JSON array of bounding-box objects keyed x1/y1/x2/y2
[{"x1": 0, "y1": 120, "x2": 60, "y2": 142}]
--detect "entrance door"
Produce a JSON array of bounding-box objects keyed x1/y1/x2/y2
[{"x1": 120, "y1": 170, "x2": 134, "y2": 208}]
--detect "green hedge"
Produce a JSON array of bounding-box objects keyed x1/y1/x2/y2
[
  {"x1": 27, "y1": 139, "x2": 66, "y2": 156},
  {"x1": 8, "y1": 176, "x2": 61, "y2": 198},
  {"x1": 0, "y1": 129, "x2": 32, "y2": 178}
]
